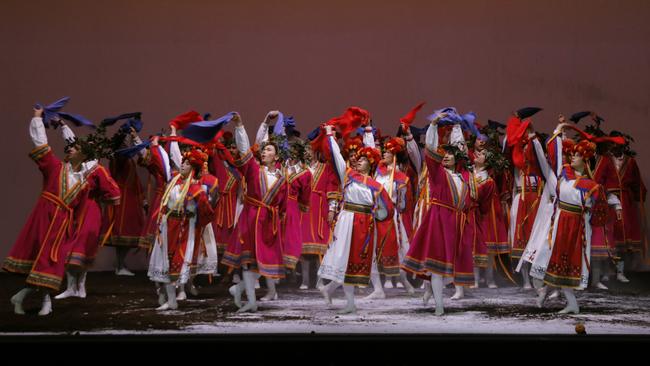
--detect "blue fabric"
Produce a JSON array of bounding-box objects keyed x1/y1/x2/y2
[
  {"x1": 115, "y1": 140, "x2": 151, "y2": 158},
  {"x1": 58, "y1": 112, "x2": 96, "y2": 129},
  {"x1": 182, "y1": 112, "x2": 235, "y2": 143},
  {"x1": 35, "y1": 96, "x2": 70, "y2": 128}
]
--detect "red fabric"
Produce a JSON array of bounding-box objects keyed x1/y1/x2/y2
[
  {"x1": 301, "y1": 162, "x2": 340, "y2": 255},
  {"x1": 103, "y1": 156, "x2": 145, "y2": 247},
  {"x1": 67, "y1": 165, "x2": 121, "y2": 267},
  {"x1": 169, "y1": 110, "x2": 203, "y2": 130},
  {"x1": 399, "y1": 102, "x2": 425, "y2": 127},
  {"x1": 283, "y1": 169, "x2": 313, "y2": 269},
  {"x1": 505, "y1": 116, "x2": 531, "y2": 170},
  {"x1": 564, "y1": 125, "x2": 626, "y2": 146},
  {"x1": 139, "y1": 146, "x2": 168, "y2": 250}
]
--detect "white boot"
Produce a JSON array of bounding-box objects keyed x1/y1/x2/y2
[
  {"x1": 320, "y1": 280, "x2": 339, "y2": 306},
  {"x1": 316, "y1": 277, "x2": 325, "y2": 291},
  {"x1": 229, "y1": 282, "x2": 244, "y2": 308},
  {"x1": 558, "y1": 288, "x2": 579, "y2": 314},
  {"x1": 77, "y1": 271, "x2": 87, "y2": 298},
  {"x1": 521, "y1": 262, "x2": 532, "y2": 289},
  {"x1": 363, "y1": 272, "x2": 386, "y2": 300},
  {"x1": 254, "y1": 278, "x2": 261, "y2": 289},
  {"x1": 116, "y1": 268, "x2": 135, "y2": 276},
  {"x1": 55, "y1": 271, "x2": 78, "y2": 299},
  {"x1": 186, "y1": 277, "x2": 199, "y2": 296},
  {"x1": 10, "y1": 288, "x2": 33, "y2": 315},
  {"x1": 431, "y1": 275, "x2": 444, "y2": 316},
  {"x1": 176, "y1": 286, "x2": 187, "y2": 301},
  {"x1": 399, "y1": 271, "x2": 415, "y2": 295},
  {"x1": 486, "y1": 256, "x2": 498, "y2": 288},
  {"x1": 616, "y1": 261, "x2": 630, "y2": 283},
  {"x1": 591, "y1": 264, "x2": 609, "y2": 290},
  {"x1": 384, "y1": 278, "x2": 394, "y2": 289},
  {"x1": 260, "y1": 277, "x2": 278, "y2": 301},
  {"x1": 470, "y1": 267, "x2": 480, "y2": 289},
  {"x1": 338, "y1": 285, "x2": 357, "y2": 314},
  {"x1": 299, "y1": 258, "x2": 310, "y2": 290},
  {"x1": 38, "y1": 293, "x2": 52, "y2": 316},
  {"x1": 156, "y1": 284, "x2": 178, "y2": 310},
  {"x1": 536, "y1": 286, "x2": 548, "y2": 308},
  {"x1": 155, "y1": 284, "x2": 167, "y2": 306},
  {"x1": 237, "y1": 271, "x2": 258, "y2": 313},
  {"x1": 450, "y1": 285, "x2": 464, "y2": 300},
  {"x1": 422, "y1": 281, "x2": 432, "y2": 306}
]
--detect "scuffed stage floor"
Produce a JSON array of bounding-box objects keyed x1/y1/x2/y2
[{"x1": 1, "y1": 272, "x2": 650, "y2": 335}]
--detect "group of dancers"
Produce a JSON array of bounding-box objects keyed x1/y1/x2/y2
[{"x1": 4, "y1": 98, "x2": 647, "y2": 316}]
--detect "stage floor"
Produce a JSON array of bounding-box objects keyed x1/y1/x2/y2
[{"x1": 1, "y1": 271, "x2": 650, "y2": 336}]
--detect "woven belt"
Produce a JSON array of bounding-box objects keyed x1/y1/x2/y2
[
  {"x1": 166, "y1": 210, "x2": 195, "y2": 218},
  {"x1": 558, "y1": 200, "x2": 582, "y2": 214},
  {"x1": 343, "y1": 202, "x2": 372, "y2": 214},
  {"x1": 516, "y1": 186, "x2": 539, "y2": 194}
]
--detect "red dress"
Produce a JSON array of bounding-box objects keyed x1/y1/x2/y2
[
  {"x1": 139, "y1": 145, "x2": 170, "y2": 250},
  {"x1": 612, "y1": 156, "x2": 647, "y2": 252},
  {"x1": 210, "y1": 154, "x2": 242, "y2": 254},
  {"x1": 104, "y1": 156, "x2": 145, "y2": 247},
  {"x1": 221, "y1": 150, "x2": 288, "y2": 279},
  {"x1": 3, "y1": 146, "x2": 120, "y2": 290},
  {"x1": 402, "y1": 147, "x2": 473, "y2": 283},
  {"x1": 300, "y1": 162, "x2": 340, "y2": 256},
  {"x1": 66, "y1": 163, "x2": 121, "y2": 268},
  {"x1": 283, "y1": 166, "x2": 312, "y2": 269}
]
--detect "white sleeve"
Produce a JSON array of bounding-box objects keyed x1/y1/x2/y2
[
  {"x1": 328, "y1": 134, "x2": 346, "y2": 184},
  {"x1": 532, "y1": 137, "x2": 557, "y2": 193},
  {"x1": 449, "y1": 124, "x2": 466, "y2": 149},
  {"x1": 363, "y1": 127, "x2": 376, "y2": 148},
  {"x1": 255, "y1": 121, "x2": 269, "y2": 146},
  {"x1": 29, "y1": 117, "x2": 48, "y2": 147},
  {"x1": 425, "y1": 122, "x2": 439, "y2": 152},
  {"x1": 607, "y1": 193, "x2": 622, "y2": 210},
  {"x1": 60, "y1": 123, "x2": 76, "y2": 144},
  {"x1": 170, "y1": 140, "x2": 182, "y2": 171},
  {"x1": 405, "y1": 133, "x2": 422, "y2": 175},
  {"x1": 235, "y1": 125, "x2": 251, "y2": 155}
]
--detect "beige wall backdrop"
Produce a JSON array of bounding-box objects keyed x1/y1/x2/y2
[{"x1": 2, "y1": 0, "x2": 649, "y2": 270}]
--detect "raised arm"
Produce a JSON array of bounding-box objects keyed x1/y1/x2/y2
[
  {"x1": 29, "y1": 107, "x2": 47, "y2": 147},
  {"x1": 402, "y1": 124, "x2": 423, "y2": 175},
  {"x1": 233, "y1": 113, "x2": 250, "y2": 155},
  {"x1": 326, "y1": 125, "x2": 346, "y2": 184},
  {"x1": 255, "y1": 110, "x2": 279, "y2": 146},
  {"x1": 531, "y1": 132, "x2": 557, "y2": 193},
  {"x1": 425, "y1": 120, "x2": 439, "y2": 153},
  {"x1": 169, "y1": 125, "x2": 182, "y2": 170},
  {"x1": 363, "y1": 125, "x2": 376, "y2": 148}
]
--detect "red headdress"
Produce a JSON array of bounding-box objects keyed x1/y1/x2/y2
[
  {"x1": 183, "y1": 148, "x2": 209, "y2": 170},
  {"x1": 573, "y1": 140, "x2": 597, "y2": 160},
  {"x1": 356, "y1": 146, "x2": 381, "y2": 170},
  {"x1": 343, "y1": 135, "x2": 363, "y2": 158},
  {"x1": 383, "y1": 137, "x2": 406, "y2": 154}
]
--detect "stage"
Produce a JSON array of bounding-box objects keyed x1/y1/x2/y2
[{"x1": 2, "y1": 272, "x2": 650, "y2": 336}]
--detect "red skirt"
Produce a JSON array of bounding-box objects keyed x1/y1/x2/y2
[{"x1": 545, "y1": 209, "x2": 585, "y2": 288}]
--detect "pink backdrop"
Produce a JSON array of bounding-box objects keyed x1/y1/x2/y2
[{"x1": 2, "y1": 0, "x2": 649, "y2": 270}]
